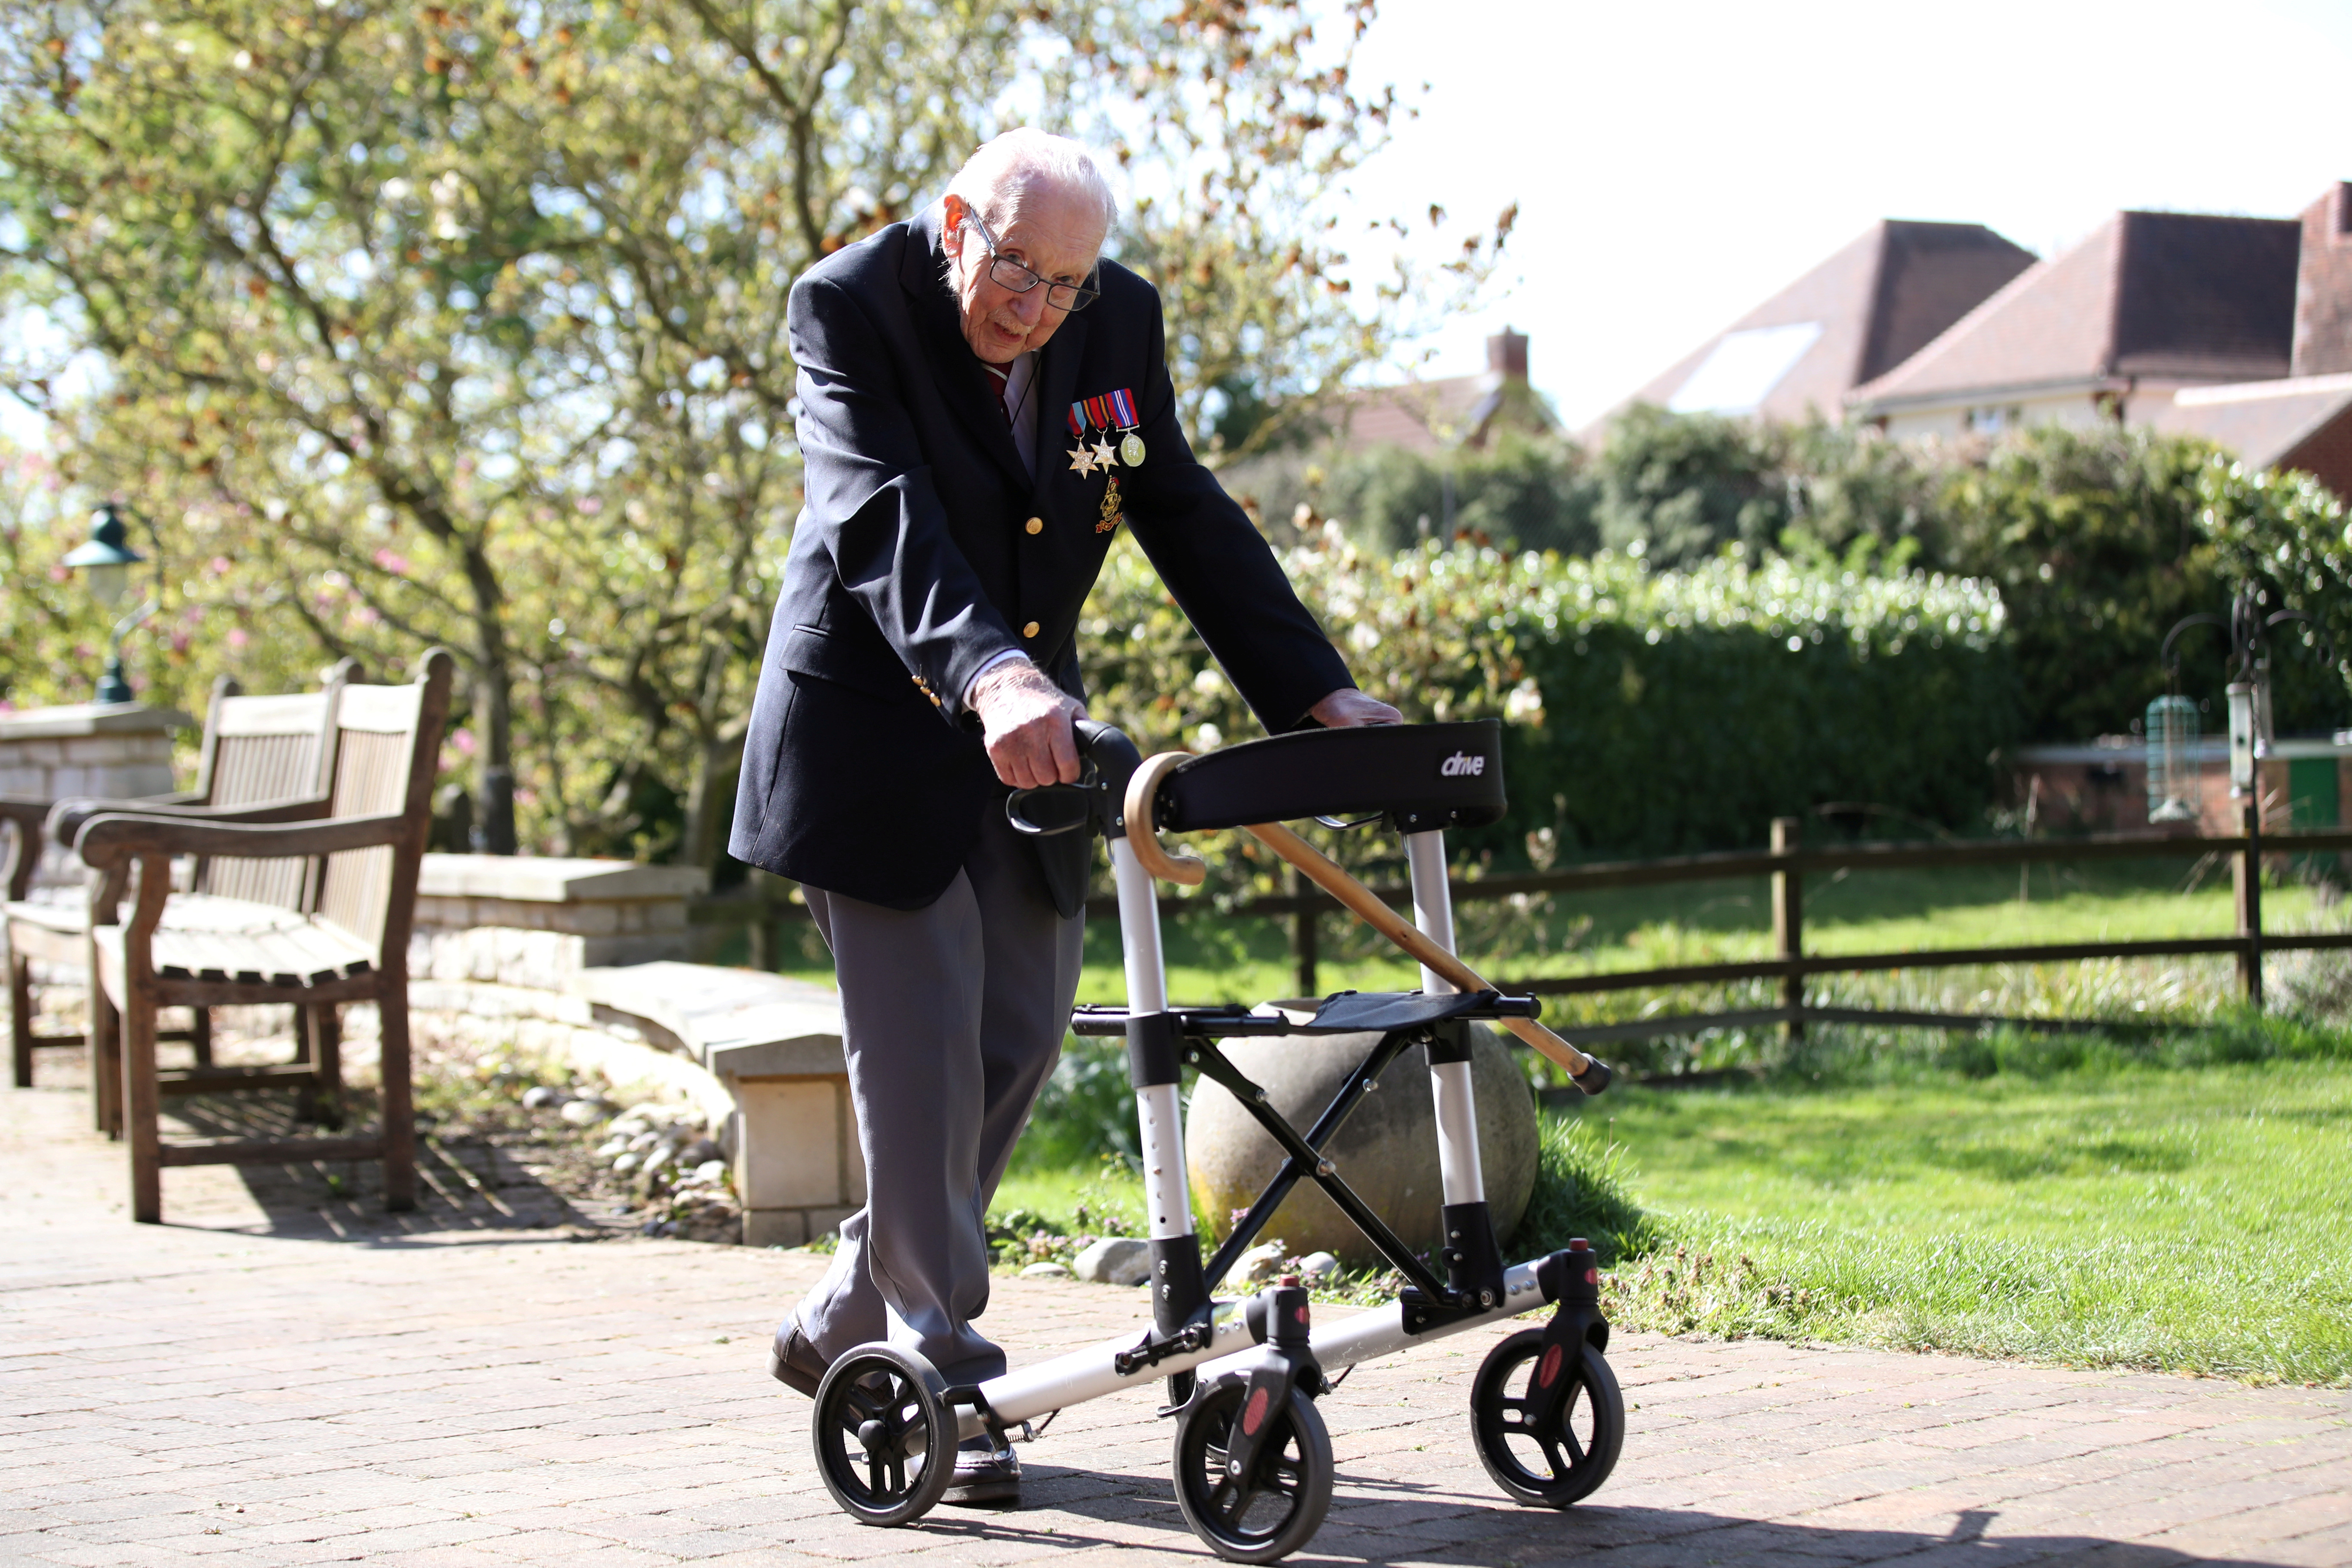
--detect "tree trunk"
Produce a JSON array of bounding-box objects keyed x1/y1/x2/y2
[
  {"x1": 679, "y1": 729, "x2": 742, "y2": 873},
  {"x1": 462, "y1": 550, "x2": 518, "y2": 857}
]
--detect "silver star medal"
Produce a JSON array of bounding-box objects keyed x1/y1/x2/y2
[
  {"x1": 1092, "y1": 437, "x2": 1119, "y2": 470},
  {"x1": 1068, "y1": 442, "x2": 1097, "y2": 476}
]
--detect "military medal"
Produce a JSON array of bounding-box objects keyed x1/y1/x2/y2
[
  {"x1": 1107, "y1": 387, "x2": 1145, "y2": 467},
  {"x1": 1078, "y1": 391, "x2": 1146, "y2": 469},
  {"x1": 1065, "y1": 404, "x2": 1097, "y2": 475},
  {"x1": 1096, "y1": 473, "x2": 1123, "y2": 534}
]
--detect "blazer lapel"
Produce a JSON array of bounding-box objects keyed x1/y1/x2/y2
[{"x1": 899, "y1": 206, "x2": 1030, "y2": 491}]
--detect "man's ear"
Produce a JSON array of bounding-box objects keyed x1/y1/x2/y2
[{"x1": 941, "y1": 193, "x2": 968, "y2": 258}]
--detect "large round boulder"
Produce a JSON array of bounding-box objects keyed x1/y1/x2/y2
[{"x1": 1185, "y1": 1023, "x2": 1538, "y2": 1267}]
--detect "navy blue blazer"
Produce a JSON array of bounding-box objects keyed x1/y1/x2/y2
[{"x1": 729, "y1": 204, "x2": 1353, "y2": 912}]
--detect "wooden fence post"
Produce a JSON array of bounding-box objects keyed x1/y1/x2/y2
[
  {"x1": 2236, "y1": 798, "x2": 2263, "y2": 1008},
  {"x1": 1771, "y1": 816, "x2": 1804, "y2": 1038},
  {"x1": 1290, "y1": 865, "x2": 1320, "y2": 999}
]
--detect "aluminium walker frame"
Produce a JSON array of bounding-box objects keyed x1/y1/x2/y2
[{"x1": 808, "y1": 719, "x2": 1623, "y2": 1562}]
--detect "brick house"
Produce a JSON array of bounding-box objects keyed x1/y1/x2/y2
[
  {"x1": 1592, "y1": 220, "x2": 2036, "y2": 433},
  {"x1": 1845, "y1": 184, "x2": 2352, "y2": 498}
]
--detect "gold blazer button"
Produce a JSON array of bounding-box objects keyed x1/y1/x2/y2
[
  {"x1": 1025, "y1": 517, "x2": 1044, "y2": 535},
  {"x1": 1022, "y1": 621, "x2": 1041, "y2": 638}
]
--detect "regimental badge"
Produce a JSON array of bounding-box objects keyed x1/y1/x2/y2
[{"x1": 1096, "y1": 473, "x2": 1124, "y2": 534}]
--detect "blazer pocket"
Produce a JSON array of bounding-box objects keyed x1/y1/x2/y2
[{"x1": 778, "y1": 622, "x2": 921, "y2": 704}]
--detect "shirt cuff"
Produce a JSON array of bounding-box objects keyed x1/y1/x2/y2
[{"x1": 962, "y1": 649, "x2": 1034, "y2": 707}]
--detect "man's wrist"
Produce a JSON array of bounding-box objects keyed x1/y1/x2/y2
[{"x1": 965, "y1": 650, "x2": 1036, "y2": 707}]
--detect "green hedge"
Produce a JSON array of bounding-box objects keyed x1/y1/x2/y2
[{"x1": 1078, "y1": 536, "x2": 2017, "y2": 862}]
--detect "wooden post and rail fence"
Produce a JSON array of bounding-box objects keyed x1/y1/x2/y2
[{"x1": 694, "y1": 802, "x2": 2352, "y2": 1045}]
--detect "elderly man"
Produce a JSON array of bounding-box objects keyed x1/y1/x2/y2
[{"x1": 730, "y1": 128, "x2": 1396, "y2": 1504}]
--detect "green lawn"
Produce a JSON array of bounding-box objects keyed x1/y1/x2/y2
[{"x1": 1549, "y1": 1053, "x2": 2352, "y2": 1385}]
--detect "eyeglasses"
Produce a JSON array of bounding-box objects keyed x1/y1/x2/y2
[{"x1": 962, "y1": 209, "x2": 1099, "y2": 312}]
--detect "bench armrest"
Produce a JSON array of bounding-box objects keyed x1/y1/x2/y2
[
  {"x1": 46, "y1": 792, "x2": 328, "y2": 848},
  {"x1": 74, "y1": 809, "x2": 415, "y2": 870},
  {"x1": 0, "y1": 799, "x2": 52, "y2": 900}
]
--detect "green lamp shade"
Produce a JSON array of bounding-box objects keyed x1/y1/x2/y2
[{"x1": 63, "y1": 505, "x2": 145, "y2": 610}]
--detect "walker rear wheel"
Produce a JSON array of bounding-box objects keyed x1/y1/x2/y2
[
  {"x1": 1172, "y1": 1381, "x2": 1334, "y2": 1563},
  {"x1": 811, "y1": 1344, "x2": 957, "y2": 1526},
  {"x1": 1469, "y1": 1329, "x2": 1623, "y2": 1507}
]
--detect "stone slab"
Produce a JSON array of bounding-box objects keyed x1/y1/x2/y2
[
  {"x1": 576, "y1": 961, "x2": 843, "y2": 1078},
  {"x1": 416, "y1": 853, "x2": 710, "y2": 904},
  {"x1": 0, "y1": 701, "x2": 193, "y2": 741}
]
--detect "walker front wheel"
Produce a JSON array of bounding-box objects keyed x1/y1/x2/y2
[
  {"x1": 1469, "y1": 1328, "x2": 1624, "y2": 1507},
  {"x1": 811, "y1": 1344, "x2": 957, "y2": 1526},
  {"x1": 1172, "y1": 1382, "x2": 1334, "y2": 1563}
]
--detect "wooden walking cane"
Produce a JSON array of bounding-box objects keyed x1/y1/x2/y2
[{"x1": 1123, "y1": 753, "x2": 1612, "y2": 1094}]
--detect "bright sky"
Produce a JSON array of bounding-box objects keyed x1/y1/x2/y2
[{"x1": 1346, "y1": 0, "x2": 2352, "y2": 429}]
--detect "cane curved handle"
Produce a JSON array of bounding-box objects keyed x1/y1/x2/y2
[{"x1": 1122, "y1": 750, "x2": 1207, "y2": 887}]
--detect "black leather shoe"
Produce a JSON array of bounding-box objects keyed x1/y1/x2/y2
[
  {"x1": 940, "y1": 1443, "x2": 1020, "y2": 1507},
  {"x1": 766, "y1": 1321, "x2": 829, "y2": 1398}
]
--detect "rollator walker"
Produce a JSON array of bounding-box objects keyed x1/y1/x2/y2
[{"x1": 808, "y1": 719, "x2": 1622, "y2": 1562}]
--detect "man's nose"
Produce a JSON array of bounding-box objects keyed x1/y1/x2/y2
[{"x1": 1008, "y1": 285, "x2": 1048, "y2": 325}]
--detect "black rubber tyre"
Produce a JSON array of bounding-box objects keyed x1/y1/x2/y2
[
  {"x1": 1468, "y1": 1329, "x2": 1625, "y2": 1507},
  {"x1": 811, "y1": 1344, "x2": 957, "y2": 1526},
  {"x1": 1172, "y1": 1381, "x2": 1334, "y2": 1563}
]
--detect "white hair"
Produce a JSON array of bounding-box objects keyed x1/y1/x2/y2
[{"x1": 944, "y1": 128, "x2": 1117, "y2": 236}]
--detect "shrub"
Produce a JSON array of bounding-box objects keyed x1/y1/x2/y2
[
  {"x1": 1933, "y1": 426, "x2": 2241, "y2": 743},
  {"x1": 1078, "y1": 535, "x2": 2016, "y2": 864},
  {"x1": 1593, "y1": 403, "x2": 1786, "y2": 568}
]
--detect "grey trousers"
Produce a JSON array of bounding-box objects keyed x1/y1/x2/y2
[{"x1": 787, "y1": 804, "x2": 1084, "y2": 1386}]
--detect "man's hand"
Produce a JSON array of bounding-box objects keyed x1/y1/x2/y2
[
  {"x1": 972, "y1": 659, "x2": 1088, "y2": 788},
  {"x1": 1309, "y1": 687, "x2": 1403, "y2": 728}
]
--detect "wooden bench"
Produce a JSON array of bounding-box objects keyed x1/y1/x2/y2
[
  {"x1": 4, "y1": 668, "x2": 351, "y2": 1129},
  {"x1": 70, "y1": 649, "x2": 454, "y2": 1224}
]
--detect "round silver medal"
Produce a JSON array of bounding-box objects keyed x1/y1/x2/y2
[{"x1": 1119, "y1": 431, "x2": 1146, "y2": 467}]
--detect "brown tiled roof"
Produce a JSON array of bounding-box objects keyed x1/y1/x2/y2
[
  {"x1": 1861, "y1": 222, "x2": 2048, "y2": 384},
  {"x1": 1326, "y1": 330, "x2": 1557, "y2": 456},
  {"x1": 2145, "y1": 372, "x2": 2352, "y2": 478},
  {"x1": 1330, "y1": 374, "x2": 1493, "y2": 456},
  {"x1": 1849, "y1": 212, "x2": 2299, "y2": 411},
  {"x1": 1589, "y1": 220, "x2": 2034, "y2": 436}
]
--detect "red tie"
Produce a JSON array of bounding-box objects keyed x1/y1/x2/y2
[{"x1": 982, "y1": 362, "x2": 1012, "y2": 423}]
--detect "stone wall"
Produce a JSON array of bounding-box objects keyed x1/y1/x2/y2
[
  {"x1": 0, "y1": 704, "x2": 190, "y2": 889},
  {"x1": 408, "y1": 855, "x2": 710, "y2": 988}
]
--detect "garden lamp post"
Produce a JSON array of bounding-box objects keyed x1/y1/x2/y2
[{"x1": 61, "y1": 502, "x2": 159, "y2": 707}]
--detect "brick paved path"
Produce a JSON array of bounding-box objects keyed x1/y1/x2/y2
[{"x1": 4, "y1": 1080, "x2": 2348, "y2": 1567}]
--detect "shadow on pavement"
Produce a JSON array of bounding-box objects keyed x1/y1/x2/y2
[
  {"x1": 928, "y1": 1477, "x2": 2313, "y2": 1566},
  {"x1": 165, "y1": 1088, "x2": 631, "y2": 1243},
  {"x1": 19, "y1": 1042, "x2": 629, "y2": 1244}
]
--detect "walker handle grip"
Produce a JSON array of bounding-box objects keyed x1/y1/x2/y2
[{"x1": 1124, "y1": 751, "x2": 1207, "y2": 886}]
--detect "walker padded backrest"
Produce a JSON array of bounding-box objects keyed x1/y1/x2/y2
[{"x1": 1150, "y1": 719, "x2": 1506, "y2": 835}]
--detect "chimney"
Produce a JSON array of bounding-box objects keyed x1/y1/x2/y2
[
  {"x1": 2291, "y1": 182, "x2": 2352, "y2": 378},
  {"x1": 1487, "y1": 328, "x2": 1529, "y2": 382}
]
